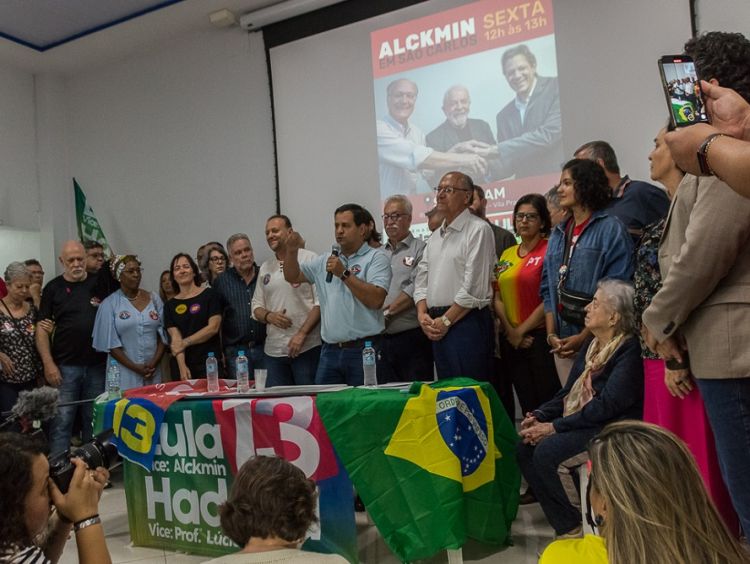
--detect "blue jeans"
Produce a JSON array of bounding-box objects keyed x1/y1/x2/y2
[
  {"x1": 48, "y1": 363, "x2": 106, "y2": 456},
  {"x1": 517, "y1": 427, "x2": 600, "y2": 535},
  {"x1": 224, "y1": 344, "x2": 266, "y2": 379},
  {"x1": 378, "y1": 327, "x2": 434, "y2": 384},
  {"x1": 265, "y1": 346, "x2": 321, "y2": 387},
  {"x1": 696, "y1": 378, "x2": 750, "y2": 535},
  {"x1": 316, "y1": 341, "x2": 380, "y2": 386},
  {"x1": 432, "y1": 308, "x2": 493, "y2": 381}
]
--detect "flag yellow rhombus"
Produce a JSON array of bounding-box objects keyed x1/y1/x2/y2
[{"x1": 385, "y1": 385, "x2": 500, "y2": 492}]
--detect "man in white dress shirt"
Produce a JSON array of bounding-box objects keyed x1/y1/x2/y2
[{"x1": 413, "y1": 171, "x2": 496, "y2": 380}]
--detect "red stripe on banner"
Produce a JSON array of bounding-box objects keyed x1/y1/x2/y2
[{"x1": 371, "y1": 0, "x2": 555, "y2": 79}]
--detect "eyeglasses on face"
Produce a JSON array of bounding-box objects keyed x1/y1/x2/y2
[
  {"x1": 515, "y1": 212, "x2": 540, "y2": 222},
  {"x1": 123, "y1": 267, "x2": 143, "y2": 275},
  {"x1": 433, "y1": 186, "x2": 470, "y2": 195},
  {"x1": 209, "y1": 256, "x2": 226, "y2": 263},
  {"x1": 382, "y1": 213, "x2": 409, "y2": 222}
]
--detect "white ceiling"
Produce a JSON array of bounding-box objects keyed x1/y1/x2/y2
[{"x1": 0, "y1": 0, "x2": 280, "y2": 76}]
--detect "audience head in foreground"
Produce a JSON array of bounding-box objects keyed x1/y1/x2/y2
[
  {"x1": 208, "y1": 455, "x2": 347, "y2": 563},
  {"x1": 544, "y1": 421, "x2": 747, "y2": 564}
]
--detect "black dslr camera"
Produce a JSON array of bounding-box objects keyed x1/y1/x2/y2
[{"x1": 49, "y1": 430, "x2": 119, "y2": 493}]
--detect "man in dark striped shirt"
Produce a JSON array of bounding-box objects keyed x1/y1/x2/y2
[{"x1": 213, "y1": 233, "x2": 266, "y2": 376}]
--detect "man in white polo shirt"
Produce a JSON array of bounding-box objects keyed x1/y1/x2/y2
[
  {"x1": 414, "y1": 171, "x2": 496, "y2": 381},
  {"x1": 283, "y1": 204, "x2": 392, "y2": 386},
  {"x1": 252, "y1": 215, "x2": 322, "y2": 387}
]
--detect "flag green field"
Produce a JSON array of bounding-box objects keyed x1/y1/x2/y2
[{"x1": 317, "y1": 378, "x2": 520, "y2": 562}]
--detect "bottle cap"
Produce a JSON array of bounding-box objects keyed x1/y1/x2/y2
[
  {"x1": 110, "y1": 359, "x2": 117, "y2": 366},
  {"x1": 365, "y1": 341, "x2": 372, "y2": 347},
  {"x1": 238, "y1": 350, "x2": 245, "y2": 356},
  {"x1": 207, "y1": 352, "x2": 215, "y2": 358}
]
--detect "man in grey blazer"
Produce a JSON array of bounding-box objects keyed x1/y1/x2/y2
[
  {"x1": 493, "y1": 44, "x2": 563, "y2": 180},
  {"x1": 642, "y1": 31, "x2": 750, "y2": 535}
]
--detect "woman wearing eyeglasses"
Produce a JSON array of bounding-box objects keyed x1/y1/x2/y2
[
  {"x1": 540, "y1": 421, "x2": 747, "y2": 564},
  {"x1": 494, "y1": 194, "x2": 560, "y2": 418},
  {"x1": 92, "y1": 255, "x2": 166, "y2": 390},
  {"x1": 518, "y1": 279, "x2": 643, "y2": 539},
  {"x1": 200, "y1": 244, "x2": 229, "y2": 287}
]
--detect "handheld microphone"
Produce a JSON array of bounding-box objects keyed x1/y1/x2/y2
[{"x1": 326, "y1": 244, "x2": 341, "y2": 283}]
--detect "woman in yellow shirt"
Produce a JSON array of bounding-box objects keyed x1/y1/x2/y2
[{"x1": 540, "y1": 421, "x2": 746, "y2": 564}]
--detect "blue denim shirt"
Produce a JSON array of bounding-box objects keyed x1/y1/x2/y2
[{"x1": 541, "y1": 210, "x2": 634, "y2": 337}]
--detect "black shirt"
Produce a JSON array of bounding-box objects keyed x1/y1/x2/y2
[
  {"x1": 163, "y1": 288, "x2": 223, "y2": 374},
  {"x1": 38, "y1": 275, "x2": 108, "y2": 366}
]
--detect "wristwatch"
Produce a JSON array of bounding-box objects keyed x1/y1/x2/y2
[
  {"x1": 340, "y1": 269, "x2": 351, "y2": 281},
  {"x1": 697, "y1": 133, "x2": 724, "y2": 175},
  {"x1": 440, "y1": 315, "x2": 452, "y2": 328}
]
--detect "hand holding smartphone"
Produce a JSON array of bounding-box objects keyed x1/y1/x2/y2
[{"x1": 658, "y1": 55, "x2": 710, "y2": 127}]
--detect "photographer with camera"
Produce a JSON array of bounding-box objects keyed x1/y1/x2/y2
[{"x1": 0, "y1": 432, "x2": 112, "y2": 564}]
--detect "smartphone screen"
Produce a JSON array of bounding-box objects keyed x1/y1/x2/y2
[{"x1": 658, "y1": 56, "x2": 710, "y2": 127}]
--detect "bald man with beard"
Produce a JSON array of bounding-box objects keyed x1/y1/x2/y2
[{"x1": 36, "y1": 240, "x2": 107, "y2": 455}]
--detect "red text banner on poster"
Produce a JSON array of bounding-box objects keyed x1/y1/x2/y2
[
  {"x1": 372, "y1": 0, "x2": 554, "y2": 79},
  {"x1": 405, "y1": 172, "x2": 559, "y2": 230}
]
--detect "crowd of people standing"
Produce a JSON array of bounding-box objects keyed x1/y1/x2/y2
[{"x1": 2, "y1": 29, "x2": 750, "y2": 564}]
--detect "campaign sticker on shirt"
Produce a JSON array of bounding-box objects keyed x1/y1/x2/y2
[
  {"x1": 350, "y1": 265, "x2": 362, "y2": 275},
  {"x1": 291, "y1": 282, "x2": 301, "y2": 288},
  {"x1": 495, "y1": 259, "x2": 512, "y2": 276},
  {"x1": 90, "y1": 297, "x2": 101, "y2": 307},
  {"x1": 189, "y1": 303, "x2": 201, "y2": 314},
  {"x1": 149, "y1": 310, "x2": 159, "y2": 321},
  {"x1": 403, "y1": 256, "x2": 415, "y2": 267},
  {"x1": 263, "y1": 273, "x2": 271, "y2": 285},
  {"x1": 175, "y1": 304, "x2": 188, "y2": 315},
  {"x1": 26, "y1": 323, "x2": 35, "y2": 335},
  {"x1": 118, "y1": 311, "x2": 131, "y2": 320}
]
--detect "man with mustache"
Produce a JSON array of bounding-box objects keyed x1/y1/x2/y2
[
  {"x1": 427, "y1": 85, "x2": 500, "y2": 181},
  {"x1": 36, "y1": 240, "x2": 107, "y2": 455}
]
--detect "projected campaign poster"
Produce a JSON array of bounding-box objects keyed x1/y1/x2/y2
[{"x1": 371, "y1": 0, "x2": 561, "y2": 235}]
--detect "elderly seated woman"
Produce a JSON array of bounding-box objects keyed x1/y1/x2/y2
[
  {"x1": 204, "y1": 456, "x2": 347, "y2": 563},
  {"x1": 517, "y1": 279, "x2": 643, "y2": 539}
]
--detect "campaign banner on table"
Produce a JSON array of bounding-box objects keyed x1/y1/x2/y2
[
  {"x1": 102, "y1": 379, "x2": 238, "y2": 471},
  {"x1": 121, "y1": 395, "x2": 357, "y2": 562},
  {"x1": 371, "y1": 0, "x2": 561, "y2": 236}
]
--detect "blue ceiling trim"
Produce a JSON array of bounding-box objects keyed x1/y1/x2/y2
[{"x1": 0, "y1": 0, "x2": 186, "y2": 52}]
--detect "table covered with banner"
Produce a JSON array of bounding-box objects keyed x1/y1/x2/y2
[{"x1": 95, "y1": 377, "x2": 520, "y2": 563}]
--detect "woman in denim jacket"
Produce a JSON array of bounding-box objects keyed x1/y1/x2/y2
[{"x1": 541, "y1": 159, "x2": 633, "y2": 384}]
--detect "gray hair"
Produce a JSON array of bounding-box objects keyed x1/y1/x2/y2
[
  {"x1": 384, "y1": 195, "x2": 413, "y2": 215},
  {"x1": 546, "y1": 185, "x2": 561, "y2": 207},
  {"x1": 597, "y1": 279, "x2": 636, "y2": 335},
  {"x1": 4, "y1": 262, "x2": 29, "y2": 283},
  {"x1": 226, "y1": 233, "x2": 251, "y2": 252}
]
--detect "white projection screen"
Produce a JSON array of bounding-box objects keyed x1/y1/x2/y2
[{"x1": 270, "y1": 0, "x2": 691, "y2": 253}]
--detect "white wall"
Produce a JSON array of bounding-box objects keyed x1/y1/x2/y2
[
  {"x1": 697, "y1": 0, "x2": 750, "y2": 35},
  {"x1": 63, "y1": 29, "x2": 276, "y2": 290},
  {"x1": 0, "y1": 65, "x2": 38, "y2": 230}
]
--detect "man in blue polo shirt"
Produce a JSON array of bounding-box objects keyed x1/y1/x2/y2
[{"x1": 283, "y1": 204, "x2": 392, "y2": 386}]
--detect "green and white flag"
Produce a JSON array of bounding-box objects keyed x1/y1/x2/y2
[{"x1": 74, "y1": 178, "x2": 112, "y2": 256}]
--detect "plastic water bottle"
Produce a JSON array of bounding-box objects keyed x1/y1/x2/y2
[
  {"x1": 362, "y1": 341, "x2": 377, "y2": 387},
  {"x1": 236, "y1": 350, "x2": 250, "y2": 393},
  {"x1": 206, "y1": 352, "x2": 219, "y2": 393},
  {"x1": 106, "y1": 359, "x2": 121, "y2": 399}
]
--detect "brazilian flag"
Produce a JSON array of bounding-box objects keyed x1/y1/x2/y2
[{"x1": 316, "y1": 378, "x2": 520, "y2": 562}]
